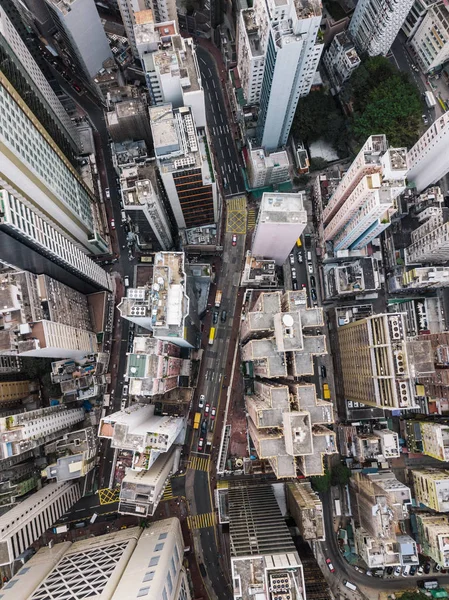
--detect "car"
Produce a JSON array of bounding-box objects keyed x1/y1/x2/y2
[
  {"x1": 325, "y1": 558, "x2": 335, "y2": 573},
  {"x1": 297, "y1": 254, "x2": 303, "y2": 263},
  {"x1": 422, "y1": 114, "x2": 429, "y2": 124},
  {"x1": 122, "y1": 384, "x2": 129, "y2": 397},
  {"x1": 232, "y1": 234, "x2": 237, "y2": 246},
  {"x1": 410, "y1": 566, "x2": 417, "y2": 576},
  {"x1": 374, "y1": 569, "x2": 384, "y2": 578},
  {"x1": 321, "y1": 365, "x2": 327, "y2": 378},
  {"x1": 291, "y1": 268, "x2": 297, "y2": 279},
  {"x1": 311, "y1": 288, "x2": 317, "y2": 301},
  {"x1": 308, "y1": 264, "x2": 313, "y2": 274},
  {"x1": 434, "y1": 564, "x2": 442, "y2": 572},
  {"x1": 121, "y1": 400, "x2": 127, "y2": 410},
  {"x1": 105, "y1": 188, "x2": 110, "y2": 199},
  {"x1": 72, "y1": 83, "x2": 82, "y2": 93},
  {"x1": 301, "y1": 283, "x2": 306, "y2": 288},
  {"x1": 289, "y1": 254, "x2": 295, "y2": 265},
  {"x1": 211, "y1": 406, "x2": 216, "y2": 420},
  {"x1": 199, "y1": 395, "x2": 205, "y2": 409},
  {"x1": 417, "y1": 565, "x2": 424, "y2": 576},
  {"x1": 366, "y1": 570, "x2": 372, "y2": 577},
  {"x1": 394, "y1": 566, "x2": 401, "y2": 577},
  {"x1": 221, "y1": 310, "x2": 227, "y2": 322},
  {"x1": 292, "y1": 281, "x2": 298, "y2": 290},
  {"x1": 198, "y1": 437, "x2": 204, "y2": 451},
  {"x1": 213, "y1": 310, "x2": 219, "y2": 324},
  {"x1": 310, "y1": 276, "x2": 316, "y2": 287},
  {"x1": 110, "y1": 218, "x2": 115, "y2": 229},
  {"x1": 424, "y1": 563, "x2": 431, "y2": 574},
  {"x1": 386, "y1": 566, "x2": 394, "y2": 576},
  {"x1": 124, "y1": 276, "x2": 130, "y2": 287},
  {"x1": 402, "y1": 565, "x2": 410, "y2": 577},
  {"x1": 354, "y1": 566, "x2": 364, "y2": 574},
  {"x1": 201, "y1": 420, "x2": 207, "y2": 434},
  {"x1": 205, "y1": 403, "x2": 210, "y2": 415}
]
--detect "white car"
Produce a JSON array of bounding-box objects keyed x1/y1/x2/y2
[
  {"x1": 402, "y1": 565, "x2": 410, "y2": 577},
  {"x1": 289, "y1": 254, "x2": 295, "y2": 265},
  {"x1": 198, "y1": 395, "x2": 205, "y2": 409},
  {"x1": 394, "y1": 566, "x2": 401, "y2": 577},
  {"x1": 105, "y1": 188, "x2": 110, "y2": 199},
  {"x1": 291, "y1": 268, "x2": 297, "y2": 279},
  {"x1": 124, "y1": 276, "x2": 130, "y2": 287},
  {"x1": 308, "y1": 264, "x2": 313, "y2": 274}
]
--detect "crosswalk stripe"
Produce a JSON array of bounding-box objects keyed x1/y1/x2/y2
[
  {"x1": 189, "y1": 455, "x2": 210, "y2": 471},
  {"x1": 187, "y1": 512, "x2": 216, "y2": 529},
  {"x1": 161, "y1": 481, "x2": 173, "y2": 501}
]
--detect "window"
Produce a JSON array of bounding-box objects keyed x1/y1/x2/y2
[
  {"x1": 162, "y1": 588, "x2": 168, "y2": 600},
  {"x1": 155, "y1": 543, "x2": 164, "y2": 552},
  {"x1": 174, "y1": 545, "x2": 180, "y2": 565},
  {"x1": 137, "y1": 587, "x2": 150, "y2": 597},
  {"x1": 149, "y1": 556, "x2": 160, "y2": 567},
  {"x1": 167, "y1": 571, "x2": 173, "y2": 594},
  {"x1": 143, "y1": 572, "x2": 154, "y2": 582},
  {"x1": 158, "y1": 532, "x2": 168, "y2": 540}
]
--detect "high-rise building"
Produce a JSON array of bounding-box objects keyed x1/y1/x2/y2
[
  {"x1": 417, "y1": 513, "x2": 449, "y2": 568},
  {"x1": 0, "y1": 481, "x2": 81, "y2": 568},
  {"x1": 0, "y1": 460, "x2": 40, "y2": 509},
  {"x1": 411, "y1": 2, "x2": 449, "y2": 71},
  {"x1": 407, "y1": 112, "x2": 449, "y2": 193},
  {"x1": 106, "y1": 96, "x2": 153, "y2": 147},
  {"x1": 0, "y1": 380, "x2": 38, "y2": 405},
  {"x1": 0, "y1": 405, "x2": 85, "y2": 462},
  {"x1": 119, "y1": 164, "x2": 173, "y2": 251},
  {"x1": 405, "y1": 207, "x2": 449, "y2": 265},
  {"x1": 0, "y1": 269, "x2": 98, "y2": 358},
  {"x1": 286, "y1": 481, "x2": 325, "y2": 541},
  {"x1": 413, "y1": 468, "x2": 449, "y2": 512},
  {"x1": 323, "y1": 138, "x2": 407, "y2": 251},
  {"x1": 150, "y1": 104, "x2": 216, "y2": 229},
  {"x1": 117, "y1": 0, "x2": 152, "y2": 57},
  {"x1": 337, "y1": 313, "x2": 417, "y2": 410},
  {"x1": 348, "y1": 0, "x2": 414, "y2": 56},
  {"x1": 251, "y1": 193, "x2": 307, "y2": 265},
  {"x1": 237, "y1": 0, "x2": 323, "y2": 151},
  {"x1": 247, "y1": 148, "x2": 290, "y2": 189},
  {"x1": 419, "y1": 421, "x2": 449, "y2": 462},
  {"x1": 0, "y1": 518, "x2": 191, "y2": 599},
  {"x1": 43, "y1": 0, "x2": 113, "y2": 82},
  {"x1": 402, "y1": 0, "x2": 439, "y2": 41},
  {"x1": 229, "y1": 482, "x2": 306, "y2": 600},
  {"x1": 45, "y1": 427, "x2": 98, "y2": 482},
  {"x1": 117, "y1": 252, "x2": 200, "y2": 347},
  {"x1": 323, "y1": 31, "x2": 360, "y2": 94}
]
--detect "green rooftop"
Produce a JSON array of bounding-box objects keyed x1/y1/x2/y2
[{"x1": 127, "y1": 354, "x2": 146, "y2": 378}]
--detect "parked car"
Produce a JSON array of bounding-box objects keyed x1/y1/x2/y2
[
  {"x1": 417, "y1": 565, "x2": 424, "y2": 576},
  {"x1": 402, "y1": 565, "x2": 410, "y2": 577},
  {"x1": 110, "y1": 218, "x2": 115, "y2": 229},
  {"x1": 292, "y1": 281, "x2": 298, "y2": 290},
  {"x1": 198, "y1": 437, "x2": 204, "y2": 451},
  {"x1": 311, "y1": 288, "x2": 317, "y2": 301},
  {"x1": 386, "y1": 566, "x2": 394, "y2": 576},
  {"x1": 221, "y1": 310, "x2": 227, "y2": 322},
  {"x1": 124, "y1": 276, "x2": 130, "y2": 287},
  {"x1": 310, "y1": 275, "x2": 316, "y2": 287},
  {"x1": 199, "y1": 395, "x2": 205, "y2": 409},
  {"x1": 289, "y1": 254, "x2": 295, "y2": 265},
  {"x1": 422, "y1": 114, "x2": 429, "y2": 124},
  {"x1": 232, "y1": 234, "x2": 237, "y2": 246},
  {"x1": 205, "y1": 403, "x2": 210, "y2": 415},
  {"x1": 326, "y1": 558, "x2": 335, "y2": 573},
  {"x1": 354, "y1": 566, "x2": 364, "y2": 574},
  {"x1": 213, "y1": 310, "x2": 219, "y2": 324},
  {"x1": 211, "y1": 406, "x2": 216, "y2": 420},
  {"x1": 105, "y1": 188, "x2": 110, "y2": 199},
  {"x1": 434, "y1": 564, "x2": 442, "y2": 572},
  {"x1": 410, "y1": 566, "x2": 417, "y2": 576},
  {"x1": 424, "y1": 563, "x2": 431, "y2": 574},
  {"x1": 394, "y1": 566, "x2": 401, "y2": 577},
  {"x1": 291, "y1": 267, "x2": 297, "y2": 279},
  {"x1": 297, "y1": 251, "x2": 303, "y2": 263},
  {"x1": 320, "y1": 365, "x2": 327, "y2": 378},
  {"x1": 308, "y1": 264, "x2": 313, "y2": 274}
]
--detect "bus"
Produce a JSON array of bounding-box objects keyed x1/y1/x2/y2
[
  {"x1": 193, "y1": 412, "x2": 201, "y2": 430},
  {"x1": 209, "y1": 327, "x2": 216, "y2": 345},
  {"x1": 323, "y1": 383, "x2": 331, "y2": 400}
]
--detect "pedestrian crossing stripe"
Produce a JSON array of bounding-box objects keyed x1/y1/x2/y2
[
  {"x1": 187, "y1": 512, "x2": 216, "y2": 529},
  {"x1": 188, "y1": 455, "x2": 210, "y2": 471},
  {"x1": 247, "y1": 209, "x2": 256, "y2": 229},
  {"x1": 161, "y1": 481, "x2": 173, "y2": 501},
  {"x1": 99, "y1": 487, "x2": 120, "y2": 505},
  {"x1": 227, "y1": 197, "x2": 246, "y2": 211}
]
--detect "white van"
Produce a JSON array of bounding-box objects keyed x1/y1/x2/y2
[
  {"x1": 343, "y1": 580, "x2": 357, "y2": 591},
  {"x1": 307, "y1": 251, "x2": 312, "y2": 262}
]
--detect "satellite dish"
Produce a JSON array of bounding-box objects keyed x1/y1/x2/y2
[{"x1": 282, "y1": 314, "x2": 294, "y2": 327}]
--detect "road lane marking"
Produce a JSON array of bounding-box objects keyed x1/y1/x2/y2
[{"x1": 187, "y1": 512, "x2": 216, "y2": 529}]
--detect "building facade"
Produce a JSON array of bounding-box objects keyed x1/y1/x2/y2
[
  {"x1": 405, "y1": 207, "x2": 449, "y2": 265},
  {"x1": 247, "y1": 148, "x2": 290, "y2": 189},
  {"x1": 323, "y1": 31, "x2": 360, "y2": 93},
  {"x1": 411, "y1": 2, "x2": 449, "y2": 71},
  {"x1": 286, "y1": 481, "x2": 325, "y2": 541},
  {"x1": 413, "y1": 468, "x2": 449, "y2": 512},
  {"x1": 417, "y1": 513, "x2": 449, "y2": 568}
]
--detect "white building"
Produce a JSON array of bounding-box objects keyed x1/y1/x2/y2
[
  {"x1": 117, "y1": 0, "x2": 152, "y2": 58},
  {"x1": 98, "y1": 403, "x2": 184, "y2": 469},
  {"x1": 0, "y1": 518, "x2": 191, "y2": 600},
  {"x1": 0, "y1": 406, "x2": 85, "y2": 461},
  {"x1": 0, "y1": 481, "x2": 80, "y2": 567},
  {"x1": 237, "y1": 0, "x2": 323, "y2": 151},
  {"x1": 252, "y1": 193, "x2": 307, "y2": 265},
  {"x1": 150, "y1": 104, "x2": 216, "y2": 229},
  {"x1": 411, "y1": 2, "x2": 449, "y2": 71},
  {"x1": 348, "y1": 0, "x2": 415, "y2": 56},
  {"x1": 44, "y1": 0, "x2": 113, "y2": 80},
  {"x1": 405, "y1": 207, "x2": 449, "y2": 264},
  {"x1": 247, "y1": 148, "x2": 290, "y2": 189},
  {"x1": 323, "y1": 31, "x2": 360, "y2": 93},
  {"x1": 402, "y1": 0, "x2": 439, "y2": 41},
  {"x1": 407, "y1": 112, "x2": 449, "y2": 193}
]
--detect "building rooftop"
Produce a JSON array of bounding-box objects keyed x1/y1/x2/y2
[
  {"x1": 242, "y1": 9, "x2": 263, "y2": 57},
  {"x1": 241, "y1": 253, "x2": 277, "y2": 287},
  {"x1": 258, "y1": 192, "x2": 307, "y2": 224}
]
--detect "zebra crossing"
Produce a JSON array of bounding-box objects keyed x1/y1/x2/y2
[
  {"x1": 189, "y1": 455, "x2": 210, "y2": 471},
  {"x1": 247, "y1": 209, "x2": 256, "y2": 229},
  {"x1": 161, "y1": 480, "x2": 173, "y2": 501},
  {"x1": 187, "y1": 512, "x2": 216, "y2": 529}
]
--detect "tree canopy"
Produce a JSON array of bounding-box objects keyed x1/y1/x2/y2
[
  {"x1": 330, "y1": 464, "x2": 351, "y2": 487},
  {"x1": 396, "y1": 592, "x2": 430, "y2": 600},
  {"x1": 310, "y1": 471, "x2": 331, "y2": 493},
  {"x1": 347, "y1": 56, "x2": 422, "y2": 148}
]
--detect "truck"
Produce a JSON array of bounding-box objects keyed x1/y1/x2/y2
[
  {"x1": 52, "y1": 524, "x2": 69, "y2": 534},
  {"x1": 193, "y1": 412, "x2": 201, "y2": 429},
  {"x1": 425, "y1": 91, "x2": 437, "y2": 108},
  {"x1": 334, "y1": 499, "x2": 342, "y2": 516},
  {"x1": 209, "y1": 327, "x2": 216, "y2": 345},
  {"x1": 323, "y1": 383, "x2": 331, "y2": 400},
  {"x1": 215, "y1": 290, "x2": 222, "y2": 308}
]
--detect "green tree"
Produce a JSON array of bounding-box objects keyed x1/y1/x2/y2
[
  {"x1": 330, "y1": 464, "x2": 351, "y2": 487},
  {"x1": 309, "y1": 157, "x2": 328, "y2": 171},
  {"x1": 310, "y1": 472, "x2": 331, "y2": 492},
  {"x1": 396, "y1": 592, "x2": 429, "y2": 600}
]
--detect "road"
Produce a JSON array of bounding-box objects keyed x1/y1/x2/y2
[{"x1": 196, "y1": 46, "x2": 245, "y2": 197}]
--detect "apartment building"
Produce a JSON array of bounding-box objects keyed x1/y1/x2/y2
[
  {"x1": 117, "y1": 252, "x2": 200, "y2": 347},
  {"x1": 118, "y1": 445, "x2": 179, "y2": 516},
  {"x1": 241, "y1": 253, "x2": 277, "y2": 287},
  {"x1": 0, "y1": 380, "x2": 37, "y2": 405},
  {"x1": 337, "y1": 313, "x2": 417, "y2": 410},
  {"x1": 127, "y1": 337, "x2": 189, "y2": 396},
  {"x1": 43, "y1": 0, "x2": 112, "y2": 81},
  {"x1": 416, "y1": 331, "x2": 449, "y2": 403},
  {"x1": 349, "y1": 0, "x2": 414, "y2": 56},
  {"x1": 0, "y1": 481, "x2": 80, "y2": 567},
  {"x1": 0, "y1": 461, "x2": 40, "y2": 509},
  {"x1": 402, "y1": 0, "x2": 439, "y2": 41},
  {"x1": 323, "y1": 143, "x2": 407, "y2": 251},
  {"x1": 353, "y1": 428, "x2": 401, "y2": 462},
  {"x1": 417, "y1": 513, "x2": 449, "y2": 568},
  {"x1": 119, "y1": 164, "x2": 173, "y2": 251},
  {"x1": 229, "y1": 482, "x2": 306, "y2": 600},
  {"x1": 323, "y1": 31, "x2": 361, "y2": 93},
  {"x1": 46, "y1": 427, "x2": 97, "y2": 482},
  {"x1": 99, "y1": 403, "x2": 184, "y2": 469},
  {"x1": 413, "y1": 468, "x2": 449, "y2": 512},
  {"x1": 106, "y1": 96, "x2": 153, "y2": 147},
  {"x1": 150, "y1": 104, "x2": 217, "y2": 229},
  {"x1": 405, "y1": 207, "x2": 449, "y2": 264},
  {"x1": 411, "y1": 2, "x2": 449, "y2": 71},
  {"x1": 0, "y1": 405, "x2": 85, "y2": 462},
  {"x1": 286, "y1": 481, "x2": 325, "y2": 541},
  {"x1": 247, "y1": 148, "x2": 290, "y2": 189},
  {"x1": 251, "y1": 193, "x2": 307, "y2": 265},
  {"x1": 407, "y1": 112, "x2": 449, "y2": 193},
  {"x1": 0, "y1": 518, "x2": 190, "y2": 599},
  {"x1": 420, "y1": 421, "x2": 449, "y2": 461},
  {"x1": 402, "y1": 267, "x2": 449, "y2": 290},
  {"x1": 116, "y1": 0, "x2": 152, "y2": 57}
]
